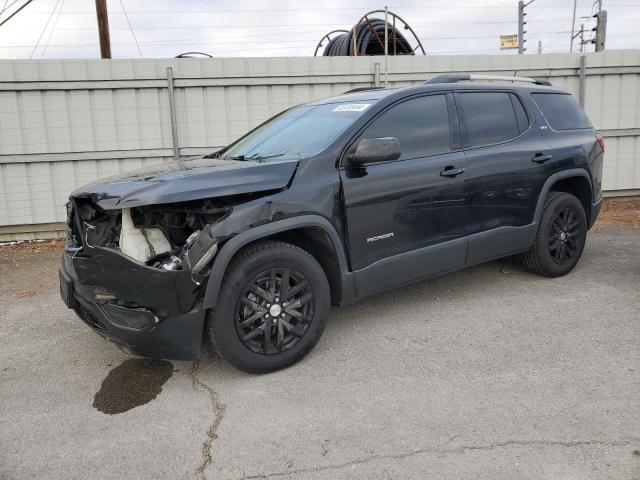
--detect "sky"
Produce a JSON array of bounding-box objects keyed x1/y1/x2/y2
[{"x1": 0, "y1": 0, "x2": 638, "y2": 59}]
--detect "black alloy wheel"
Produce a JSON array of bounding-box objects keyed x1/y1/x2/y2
[
  {"x1": 235, "y1": 268, "x2": 315, "y2": 355},
  {"x1": 548, "y1": 207, "x2": 581, "y2": 265},
  {"x1": 208, "y1": 240, "x2": 330, "y2": 374},
  {"x1": 521, "y1": 191, "x2": 587, "y2": 277}
]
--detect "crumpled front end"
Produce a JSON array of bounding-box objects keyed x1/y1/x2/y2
[
  {"x1": 58, "y1": 157, "x2": 301, "y2": 359},
  {"x1": 59, "y1": 196, "x2": 229, "y2": 360}
]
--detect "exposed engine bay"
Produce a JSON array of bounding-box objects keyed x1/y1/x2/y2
[
  {"x1": 63, "y1": 196, "x2": 241, "y2": 321},
  {"x1": 71, "y1": 197, "x2": 229, "y2": 274}
]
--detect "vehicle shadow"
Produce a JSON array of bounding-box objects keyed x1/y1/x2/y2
[{"x1": 198, "y1": 256, "x2": 533, "y2": 373}]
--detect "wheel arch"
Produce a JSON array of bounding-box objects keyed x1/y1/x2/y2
[
  {"x1": 534, "y1": 169, "x2": 593, "y2": 227},
  {"x1": 549, "y1": 175, "x2": 593, "y2": 227},
  {"x1": 202, "y1": 215, "x2": 355, "y2": 310}
]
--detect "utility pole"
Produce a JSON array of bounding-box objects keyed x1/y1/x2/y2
[
  {"x1": 95, "y1": 0, "x2": 111, "y2": 59},
  {"x1": 517, "y1": 1, "x2": 525, "y2": 54},
  {"x1": 568, "y1": 22, "x2": 590, "y2": 53},
  {"x1": 518, "y1": 0, "x2": 535, "y2": 54},
  {"x1": 593, "y1": 9, "x2": 607, "y2": 51},
  {"x1": 537, "y1": 40, "x2": 542, "y2": 54},
  {"x1": 569, "y1": 0, "x2": 577, "y2": 52}
]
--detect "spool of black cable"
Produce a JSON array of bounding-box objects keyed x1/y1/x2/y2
[{"x1": 322, "y1": 18, "x2": 415, "y2": 56}]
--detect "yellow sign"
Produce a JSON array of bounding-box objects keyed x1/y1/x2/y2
[{"x1": 500, "y1": 35, "x2": 518, "y2": 50}]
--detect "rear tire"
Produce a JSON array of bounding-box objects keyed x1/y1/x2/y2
[
  {"x1": 207, "y1": 240, "x2": 330, "y2": 374},
  {"x1": 520, "y1": 191, "x2": 587, "y2": 277}
]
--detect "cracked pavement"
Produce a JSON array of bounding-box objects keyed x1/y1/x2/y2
[{"x1": 1, "y1": 223, "x2": 639, "y2": 479}]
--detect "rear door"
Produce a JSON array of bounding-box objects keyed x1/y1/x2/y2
[
  {"x1": 457, "y1": 90, "x2": 556, "y2": 263},
  {"x1": 340, "y1": 93, "x2": 468, "y2": 284}
]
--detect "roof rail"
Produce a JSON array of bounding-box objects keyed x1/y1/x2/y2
[
  {"x1": 343, "y1": 86, "x2": 386, "y2": 94},
  {"x1": 425, "y1": 73, "x2": 552, "y2": 86}
]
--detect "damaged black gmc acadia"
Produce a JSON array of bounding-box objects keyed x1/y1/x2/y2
[{"x1": 60, "y1": 74, "x2": 603, "y2": 373}]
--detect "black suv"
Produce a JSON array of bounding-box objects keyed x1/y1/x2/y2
[{"x1": 60, "y1": 74, "x2": 604, "y2": 373}]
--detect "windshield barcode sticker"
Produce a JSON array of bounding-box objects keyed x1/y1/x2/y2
[{"x1": 333, "y1": 103, "x2": 371, "y2": 112}]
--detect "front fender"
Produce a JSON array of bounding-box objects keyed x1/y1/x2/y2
[{"x1": 202, "y1": 215, "x2": 355, "y2": 310}]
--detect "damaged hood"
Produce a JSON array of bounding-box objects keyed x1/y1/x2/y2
[{"x1": 72, "y1": 157, "x2": 299, "y2": 209}]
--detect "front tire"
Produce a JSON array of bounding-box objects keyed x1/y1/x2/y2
[
  {"x1": 520, "y1": 191, "x2": 587, "y2": 277},
  {"x1": 208, "y1": 241, "x2": 330, "y2": 374}
]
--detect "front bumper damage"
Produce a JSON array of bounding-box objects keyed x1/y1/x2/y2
[
  {"x1": 59, "y1": 195, "x2": 220, "y2": 361},
  {"x1": 60, "y1": 244, "x2": 206, "y2": 360},
  {"x1": 58, "y1": 157, "x2": 301, "y2": 360}
]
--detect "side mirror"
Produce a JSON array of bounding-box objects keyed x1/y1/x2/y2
[{"x1": 348, "y1": 137, "x2": 402, "y2": 165}]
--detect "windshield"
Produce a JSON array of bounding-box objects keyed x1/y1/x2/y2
[{"x1": 222, "y1": 102, "x2": 372, "y2": 162}]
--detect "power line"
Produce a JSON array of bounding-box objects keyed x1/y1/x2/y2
[
  {"x1": 7, "y1": 32, "x2": 636, "y2": 50},
  {"x1": 41, "y1": 0, "x2": 65, "y2": 58},
  {"x1": 519, "y1": 0, "x2": 605, "y2": 54},
  {"x1": 0, "y1": 0, "x2": 33, "y2": 28},
  {"x1": 120, "y1": 29, "x2": 341, "y2": 43},
  {"x1": 21, "y1": 6, "x2": 522, "y2": 14},
  {"x1": 0, "y1": 2, "x2": 634, "y2": 58},
  {"x1": 10, "y1": 3, "x2": 639, "y2": 17},
  {"x1": 119, "y1": 0, "x2": 142, "y2": 57},
  {"x1": 1, "y1": 0, "x2": 21, "y2": 16},
  {"x1": 46, "y1": 20, "x2": 518, "y2": 31},
  {"x1": 29, "y1": 0, "x2": 60, "y2": 59},
  {"x1": 0, "y1": 35, "x2": 542, "y2": 49}
]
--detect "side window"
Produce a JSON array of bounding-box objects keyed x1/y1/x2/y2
[
  {"x1": 459, "y1": 92, "x2": 520, "y2": 147},
  {"x1": 532, "y1": 93, "x2": 592, "y2": 130},
  {"x1": 361, "y1": 94, "x2": 451, "y2": 160}
]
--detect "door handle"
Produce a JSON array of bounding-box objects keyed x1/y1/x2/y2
[
  {"x1": 531, "y1": 153, "x2": 552, "y2": 164},
  {"x1": 440, "y1": 166, "x2": 466, "y2": 177}
]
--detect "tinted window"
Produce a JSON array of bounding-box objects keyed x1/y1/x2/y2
[
  {"x1": 459, "y1": 92, "x2": 520, "y2": 146},
  {"x1": 532, "y1": 93, "x2": 592, "y2": 130},
  {"x1": 362, "y1": 94, "x2": 451, "y2": 160}
]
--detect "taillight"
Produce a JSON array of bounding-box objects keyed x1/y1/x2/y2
[{"x1": 596, "y1": 133, "x2": 605, "y2": 153}]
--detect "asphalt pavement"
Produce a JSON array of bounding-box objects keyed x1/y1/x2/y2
[{"x1": 1, "y1": 223, "x2": 638, "y2": 480}]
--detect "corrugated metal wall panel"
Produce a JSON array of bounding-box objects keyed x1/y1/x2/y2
[
  {"x1": 0, "y1": 156, "x2": 173, "y2": 227},
  {"x1": 0, "y1": 51, "x2": 638, "y2": 237},
  {"x1": 603, "y1": 135, "x2": 640, "y2": 191}
]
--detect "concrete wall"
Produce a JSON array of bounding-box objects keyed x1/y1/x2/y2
[{"x1": 1, "y1": 51, "x2": 639, "y2": 240}]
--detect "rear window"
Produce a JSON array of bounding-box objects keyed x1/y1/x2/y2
[
  {"x1": 458, "y1": 92, "x2": 522, "y2": 147},
  {"x1": 532, "y1": 93, "x2": 592, "y2": 130}
]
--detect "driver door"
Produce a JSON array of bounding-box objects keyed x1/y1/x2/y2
[{"x1": 340, "y1": 93, "x2": 469, "y2": 294}]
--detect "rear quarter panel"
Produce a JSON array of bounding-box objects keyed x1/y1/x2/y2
[{"x1": 540, "y1": 129, "x2": 603, "y2": 203}]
